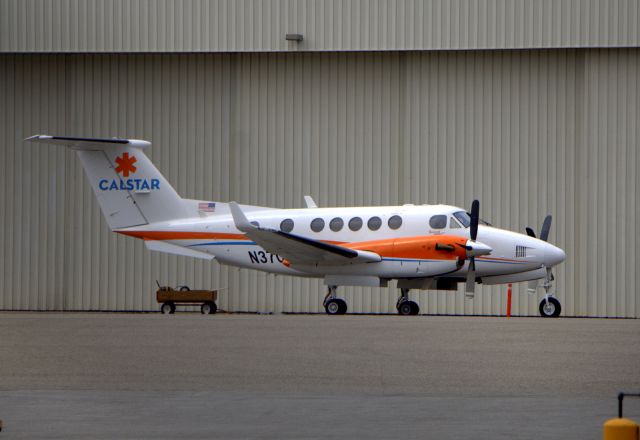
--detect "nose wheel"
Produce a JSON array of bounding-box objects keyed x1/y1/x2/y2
[
  {"x1": 539, "y1": 296, "x2": 561, "y2": 317},
  {"x1": 323, "y1": 285, "x2": 347, "y2": 315},
  {"x1": 396, "y1": 288, "x2": 420, "y2": 315}
]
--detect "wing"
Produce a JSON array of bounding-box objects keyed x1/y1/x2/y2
[{"x1": 229, "y1": 202, "x2": 381, "y2": 266}]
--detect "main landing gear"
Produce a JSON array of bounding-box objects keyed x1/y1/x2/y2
[
  {"x1": 322, "y1": 286, "x2": 421, "y2": 316},
  {"x1": 396, "y1": 288, "x2": 419, "y2": 316},
  {"x1": 323, "y1": 285, "x2": 347, "y2": 315}
]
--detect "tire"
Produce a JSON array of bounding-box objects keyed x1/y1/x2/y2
[
  {"x1": 397, "y1": 301, "x2": 417, "y2": 316},
  {"x1": 179, "y1": 286, "x2": 190, "y2": 292},
  {"x1": 539, "y1": 297, "x2": 561, "y2": 317},
  {"x1": 325, "y1": 298, "x2": 347, "y2": 315},
  {"x1": 161, "y1": 302, "x2": 175, "y2": 314},
  {"x1": 201, "y1": 302, "x2": 217, "y2": 315}
]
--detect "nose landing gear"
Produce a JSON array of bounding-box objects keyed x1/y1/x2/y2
[
  {"x1": 396, "y1": 288, "x2": 420, "y2": 316},
  {"x1": 532, "y1": 268, "x2": 562, "y2": 317},
  {"x1": 539, "y1": 295, "x2": 561, "y2": 317}
]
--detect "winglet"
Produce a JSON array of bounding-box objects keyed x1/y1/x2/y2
[
  {"x1": 229, "y1": 202, "x2": 254, "y2": 232},
  {"x1": 303, "y1": 195, "x2": 318, "y2": 209}
]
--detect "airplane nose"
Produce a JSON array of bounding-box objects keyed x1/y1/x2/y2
[
  {"x1": 544, "y1": 244, "x2": 566, "y2": 267},
  {"x1": 466, "y1": 240, "x2": 493, "y2": 257}
]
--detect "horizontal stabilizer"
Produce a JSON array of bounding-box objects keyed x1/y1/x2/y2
[
  {"x1": 26, "y1": 135, "x2": 151, "y2": 150},
  {"x1": 145, "y1": 240, "x2": 215, "y2": 260}
]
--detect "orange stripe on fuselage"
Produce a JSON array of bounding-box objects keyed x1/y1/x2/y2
[
  {"x1": 116, "y1": 230, "x2": 467, "y2": 261},
  {"x1": 115, "y1": 231, "x2": 248, "y2": 241}
]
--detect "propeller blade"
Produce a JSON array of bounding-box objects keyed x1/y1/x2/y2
[
  {"x1": 470, "y1": 200, "x2": 479, "y2": 241},
  {"x1": 465, "y1": 258, "x2": 476, "y2": 296},
  {"x1": 525, "y1": 227, "x2": 536, "y2": 238},
  {"x1": 540, "y1": 215, "x2": 552, "y2": 242}
]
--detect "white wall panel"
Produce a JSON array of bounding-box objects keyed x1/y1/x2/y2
[
  {"x1": 1, "y1": 49, "x2": 638, "y2": 316},
  {"x1": 1, "y1": 0, "x2": 639, "y2": 53}
]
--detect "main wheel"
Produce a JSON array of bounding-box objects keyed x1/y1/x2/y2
[
  {"x1": 539, "y1": 297, "x2": 561, "y2": 317},
  {"x1": 179, "y1": 286, "x2": 190, "y2": 292},
  {"x1": 397, "y1": 300, "x2": 419, "y2": 316},
  {"x1": 161, "y1": 302, "x2": 175, "y2": 314},
  {"x1": 201, "y1": 302, "x2": 217, "y2": 315},
  {"x1": 325, "y1": 298, "x2": 347, "y2": 315}
]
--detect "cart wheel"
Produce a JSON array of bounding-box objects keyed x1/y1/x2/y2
[
  {"x1": 161, "y1": 302, "x2": 175, "y2": 314},
  {"x1": 201, "y1": 302, "x2": 217, "y2": 315},
  {"x1": 179, "y1": 286, "x2": 190, "y2": 292}
]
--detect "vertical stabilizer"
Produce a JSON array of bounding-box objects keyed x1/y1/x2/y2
[{"x1": 26, "y1": 135, "x2": 189, "y2": 229}]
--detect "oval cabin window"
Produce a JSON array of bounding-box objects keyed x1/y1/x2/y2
[
  {"x1": 388, "y1": 215, "x2": 402, "y2": 230},
  {"x1": 329, "y1": 217, "x2": 344, "y2": 232},
  {"x1": 280, "y1": 218, "x2": 294, "y2": 233},
  {"x1": 348, "y1": 217, "x2": 363, "y2": 231},
  {"x1": 367, "y1": 216, "x2": 382, "y2": 231},
  {"x1": 310, "y1": 218, "x2": 325, "y2": 232}
]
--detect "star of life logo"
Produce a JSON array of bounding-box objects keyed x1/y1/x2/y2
[{"x1": 98, "y1": 152, "x2": 161, "y2": 191}]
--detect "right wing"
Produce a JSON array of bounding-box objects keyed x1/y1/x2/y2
[{"x1": 229, "y1": 202, "x2": 381, "y2": 266}]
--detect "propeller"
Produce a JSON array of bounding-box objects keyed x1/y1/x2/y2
[
  {"x1": 525, "y1": 215, "x2": 552, "y2": 241},
  {"x1": 539, "y1": 215, "x2": 552, "y2": 242},
  {"x1": 465, "y1": 200, "x2": 480, "y2": 297},
  {"x1": 526, "y1": 215, "x2": 553, "y2": 292}
]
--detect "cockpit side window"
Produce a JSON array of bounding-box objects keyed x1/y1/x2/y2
[
  {"x1": 429, "y1": 215, "x2": 447, "y2": 229},
  {"x1": 453, "y1": 211, "x2": 471, "y2": 228},
  {"x1": 450, "y1": 217, "x2": 462, "y2": 229}
]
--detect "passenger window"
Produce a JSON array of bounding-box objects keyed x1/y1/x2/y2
[
  {"x1": 329, "y1": 217, "x2": 344, "y2": 232},
  {"x1": 429, "y1": 215, "x2": 447, "y2": 229},
  {"x1": 310, "y1": 218, "x2": 325, "y2": 232},
  {"x1": 449, "y1": 217, "x2": 462, "y2": 229},
  {"x1": 280, "y1": 218, "x2": 294, "y2": 233},
  {"x1": 367, "y1": 216, "x2": 382, "y2": 231},
  {"x1": 349, "y1": 217, "x2": 363, "y2": 231},
  {"x1": 388, "y1": 215, "x2": 402, "y2": 230}
]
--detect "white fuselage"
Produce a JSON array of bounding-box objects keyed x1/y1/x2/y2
[{"x1": 121, "y1": 203, "x2": 565, "y2": 283}]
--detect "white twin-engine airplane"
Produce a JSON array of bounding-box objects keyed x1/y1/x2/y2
[{"x1": 28, "y1": 135, "x2": 566, "y2": 317}]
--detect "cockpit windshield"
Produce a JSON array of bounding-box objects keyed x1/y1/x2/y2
[{"x1": 453, "y1": 211, "x2": 471, "y2": 228}]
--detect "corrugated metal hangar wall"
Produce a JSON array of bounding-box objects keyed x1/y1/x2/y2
[{"x1": 1, "y1": 1, "x2": 639, "y2": 317}]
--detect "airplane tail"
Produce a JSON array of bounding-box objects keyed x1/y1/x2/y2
[{"x1": 26, "y1": 135, "x2": 191, "y2": 230}]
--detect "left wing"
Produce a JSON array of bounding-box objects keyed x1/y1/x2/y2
[{"x1": 229, "y1": 202, "x2": 381, "y2": 266}]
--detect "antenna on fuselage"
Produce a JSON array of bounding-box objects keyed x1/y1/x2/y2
[{"x1": 303, "y1": 196, "x2": 318, "y2": 209}]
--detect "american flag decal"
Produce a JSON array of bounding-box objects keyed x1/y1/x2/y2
[{"x1": 198, "y1": 202, "x2": 216, "y2": 212}]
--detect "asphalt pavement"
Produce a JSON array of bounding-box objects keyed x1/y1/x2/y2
[{"x1": 0, "y1": 313, "x2": 638, "y2": 439}]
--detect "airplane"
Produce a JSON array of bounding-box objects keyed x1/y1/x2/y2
[{"x1": 27, "y1": 135, "x2": 567, "y2": 317}]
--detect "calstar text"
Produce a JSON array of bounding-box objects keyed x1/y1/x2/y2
[{"x1": 98, "y1": 178, "x2": 160, "y2": 191}]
